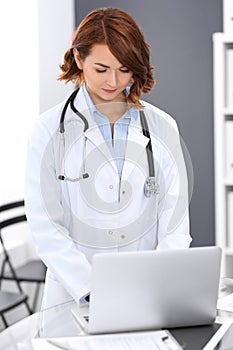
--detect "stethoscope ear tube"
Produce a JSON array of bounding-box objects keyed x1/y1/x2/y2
[
  {"x1": 70, "y1": 92, "x2": 89, "y2": 132},
  {"x1": 60, "y1": 89, "x2": 80, "y2": 133}
]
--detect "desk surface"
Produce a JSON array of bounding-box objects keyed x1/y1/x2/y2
[
  {"x1": 1, "y1": 287, "x2": 233, "y2": 350},
  {"x1": 170, "y1": 324, "x2": 221, "y2": 350}
]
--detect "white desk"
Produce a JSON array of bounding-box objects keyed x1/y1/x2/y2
[
  {"x1": 1, "y1": 283, "x2": 233, "y2": 350},
  {"x1": 1, "y1": 300, "x2": 85, "y2": 350}
]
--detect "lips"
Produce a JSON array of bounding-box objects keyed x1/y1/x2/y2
[{"x1": 102, "y1": 88, "x2": 117, "y2": 93}]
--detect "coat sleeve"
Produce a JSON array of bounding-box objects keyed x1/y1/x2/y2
[
  {"x1": 24, "y1": 115, "x2": 91, "y2": 302},
  {"x1": 155, "y1": 117, "x2": 192, "y2": 250}
]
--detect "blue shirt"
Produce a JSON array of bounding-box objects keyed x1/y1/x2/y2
[
  {"x1": 80, "y1": 85, "x2": 138, "y2": 305},
  {"x1": 83, "y1": 84, "x2": 138, "y2": 179}
]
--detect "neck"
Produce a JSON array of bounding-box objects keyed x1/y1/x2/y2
[
  {"x1": 97, "y1": 101, "x2": 128, "y2": 123},
  {"x1": 86, "y1": 87, "x2": 128, "y2": 123}
]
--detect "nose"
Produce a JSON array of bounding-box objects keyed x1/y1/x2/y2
[{"x1": 106, "y1": 70, "x2": 117, "y2": 87}]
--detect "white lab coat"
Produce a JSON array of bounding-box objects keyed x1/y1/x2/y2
[{"x1": 24, "y1": 87, "x2": 192, "y2": 310}]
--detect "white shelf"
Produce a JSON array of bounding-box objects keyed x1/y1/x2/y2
[
  {"x1": 213, "y1": 32, "x2": 233, "y2": 278},
  {"x1": 224, "y1": 181, "x2": 233, "y2": 186},
  {"x1": 225, "y1": 248, "x2": 233, "y2": 256},
  {"x1": 213, "y1": 33, "x2": 233, "y2": 43},
  {"x1": 223, "y1": 108, "x2": 233, "y2": 115}
]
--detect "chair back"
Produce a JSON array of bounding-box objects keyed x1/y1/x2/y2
[{"x1": 0, "y1": 200, "x2": 27, "y2": 291}]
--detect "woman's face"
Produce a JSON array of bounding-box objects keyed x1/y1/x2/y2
[{"x1": 74, "y1": 44, "x2": 133, "y2": 105}]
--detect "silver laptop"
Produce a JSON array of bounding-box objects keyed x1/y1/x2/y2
[{"x1": 72, "y1": 246, "x2": 222, "y2": 334}]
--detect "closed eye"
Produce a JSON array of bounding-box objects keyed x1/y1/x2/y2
[
  {"x1": 119, "y1": 68, "x2": 130, "y2": 73},
  {"x1": 95, "y1": 69, "x2": 107, "y2": 73},
  {"x1": 96, "y1": 68, "x2": 130, "y2": 73}
]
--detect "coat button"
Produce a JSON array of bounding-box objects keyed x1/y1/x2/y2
[
  {"x1": 109, "y1": 185, "x2": 113, "y2": 189},
  {"x1": 108, "y1": 230, "x2": 113, "y2": 235}
]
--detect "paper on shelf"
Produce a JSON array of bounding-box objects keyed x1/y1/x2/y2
[
  {"x1": 226, "y1": 49, "x2": 233, "y2": 108},
  {"x1": 31, "y1": 330, "x2": 183, "y2": 350},
  {"x1": 225, "y1": 122, "x2": 233, "y2": 182},
  {"x1": 227, "y1": 191, "x2": 233, "y2": 248},
  {"x1": 223, "y1": 0, "x2": 233, "y2": 34}
]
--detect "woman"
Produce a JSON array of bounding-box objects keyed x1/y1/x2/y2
[{"x1": 25, "y1": 7, "x2": 192, "y2": 310}]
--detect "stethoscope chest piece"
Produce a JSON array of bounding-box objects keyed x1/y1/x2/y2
[{"x1": 144, "y1": 177, "x2": 160, "y2": 197}]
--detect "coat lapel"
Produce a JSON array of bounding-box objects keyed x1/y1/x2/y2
[
  {"x1": 121, "y1": 115, "x2": 150, "y2": 180},
  {"x1": 85, "y1": 127, "x2": 117, "y2": 173}
]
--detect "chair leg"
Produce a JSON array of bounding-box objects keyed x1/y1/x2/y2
[
  {"x1": 16, "y1": 281, "x2": 34, "y2": 315},
  {"x1": 0, "y1": 301, "x2": 32, "y2": 330},
  {"x1": 25, "y1": 299, "x2": 33, "y2": 315},
  {"x1": 32, "y1": 283, "x2": 41, "y2": 312},
  {"x1": 1, "y1": 313, "x2": 9, "y2": 329}
]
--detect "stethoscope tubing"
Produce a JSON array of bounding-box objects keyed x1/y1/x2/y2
[
  {"x1": 60, "y1": 89, "x2": 79, "y2": 133},
  {"x1": 58, "y1": 88, "x2": 158, "y2": 196},
  {"x1": 139, "y1": 110, "x2": 155, "y2": 178}
]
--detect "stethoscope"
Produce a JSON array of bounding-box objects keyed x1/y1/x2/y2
[{"x1": 58, "y1": 88, "x2": 159, "y2": 198}]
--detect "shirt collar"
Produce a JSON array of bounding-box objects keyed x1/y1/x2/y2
[{"x1": 82, "y1": 83, "x2": 138, "y2": 122}]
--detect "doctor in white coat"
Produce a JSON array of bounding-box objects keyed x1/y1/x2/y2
[{"x1": 25, "y1": 7, "x2": 192, "y2": 311}]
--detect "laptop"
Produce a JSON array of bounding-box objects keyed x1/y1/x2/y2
[{"x1": 72, "y1": 246, "x2": 222, "y2": 334}]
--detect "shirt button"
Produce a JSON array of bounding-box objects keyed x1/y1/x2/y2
[
  {"x1": 122, "y1": 190, "x2": 126, "y2": 195},
  {"x1": 109, "y1": 185, "x2": 113, "y2": 189},
  {"x1": 108, "y1": 230, "x2": 113, "y2": 235}
]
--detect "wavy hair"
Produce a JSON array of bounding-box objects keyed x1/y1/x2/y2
[{"x1": 58, "y1": 7, "x2": 155, "y2": 107}]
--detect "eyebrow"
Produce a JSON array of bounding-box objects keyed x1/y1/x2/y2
[{"x1": 94, "y1": 62, "x2": 125, "y2": 69}]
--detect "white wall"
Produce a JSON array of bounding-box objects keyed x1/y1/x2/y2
[
  {"x1": 0, "y1": 0, "x2": 74, "y2": 205},
  {"x1": 38, "y1": 0, "x2": 74, "y2": 113},
  {"x1": 0, "y1": 1, "x2": 75, "y2": 327},
  {"x1": 0, "y1": 1, "x2": 39, "y2": 204}
]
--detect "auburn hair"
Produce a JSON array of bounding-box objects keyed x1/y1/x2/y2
[{"x1": 58, "y1": 7, "x2": 155, "y2": 107}]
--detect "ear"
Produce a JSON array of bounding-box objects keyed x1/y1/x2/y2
[{"x1": 73, "y1": 48, "x2": 83, "y2": 70}]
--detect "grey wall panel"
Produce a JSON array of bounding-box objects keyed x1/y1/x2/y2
[{"x1": 75, "y1": 0, "x2": 222, "y2": 246}]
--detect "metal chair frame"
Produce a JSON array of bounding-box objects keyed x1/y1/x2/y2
[{"x1": 0, "y1": 200, "x2": 46, "y2": 327}]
